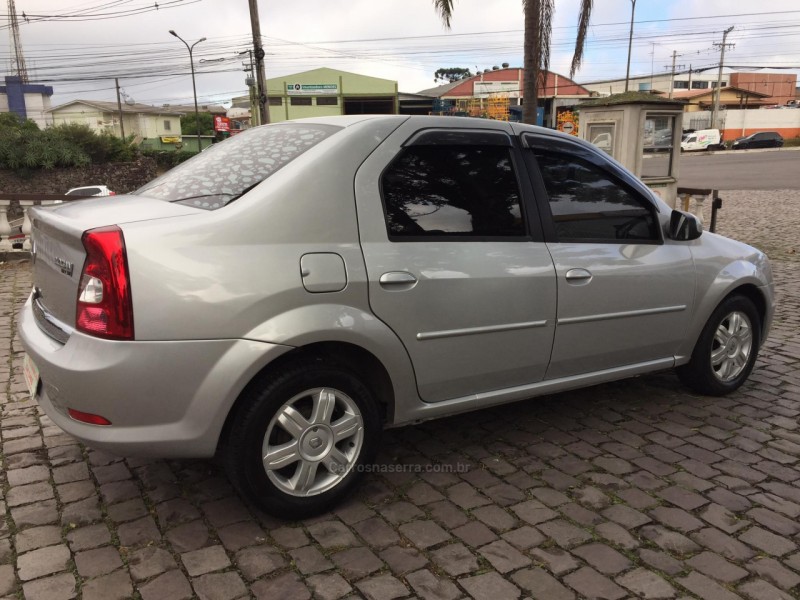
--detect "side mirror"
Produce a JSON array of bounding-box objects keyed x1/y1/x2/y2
[{"x1": 669, "y1": 210, "x2": 703, "y2": 241}]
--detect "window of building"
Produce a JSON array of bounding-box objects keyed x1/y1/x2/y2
[
  {"x1": 381, "y1": 145, "x2": 525, "y2": 238},
  {"x1": 673, "y1": 80, "x2": 689, "y2": 89},
  {"x1": 290, "y1": 97, "x2": 312, "y2": 106},
  {"x1": 163, "y1": 120, "x2": 171, "y2": 131},
  {"x1": 531, "y1": 148, "x2": 658, "y2": 243},
  {"x1": 316, "y1": 97, "x2": 338, "y2": 106},
  {"x1": 641, "y1": 115, "x2": 675, "y2": 177},
  {"x1": 268, "y1": 97, "x2": 283, "y2": 106},
  {"x1": 710, "y1": 81, "x2": 728, "y2": 88},
  {"x1": 691, "y1": 81, "x2": 709, "y2": 89}
]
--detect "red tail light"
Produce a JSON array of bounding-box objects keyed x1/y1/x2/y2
[
  {"x1": 76, "y1": 226, "x2": 134, "y2": 340},
  {"x1": 68, "y1": 408, "x2": 112, "y2": 426},
  {"x1": 109, "y1": 191, "x2": 116, "y2": 196}
]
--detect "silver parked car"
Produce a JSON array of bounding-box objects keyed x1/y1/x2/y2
[{"x1": 19, "y1": 116, "x2": 775, "y2": 518}]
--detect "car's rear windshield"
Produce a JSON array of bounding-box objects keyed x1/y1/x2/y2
[{"x1": 133, "y1": 123, "x2": 341, "y2": 210}]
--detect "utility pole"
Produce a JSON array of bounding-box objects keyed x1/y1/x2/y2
[
  {"x1": 240, "y1": 50, "x2": 259, "y2": 127},
  {"x1": 115, "y1": 78, "x2": 126, "y2": 140},
  {"x1": 248, "y1": 0, "x2": 270, "y2": 124},
  {"x1": 665, "y1": 51, "x2": 685, "y2": 99},
  {"x1": 8, "y1": 0, "x2": 29, "y2": 82},
  {"x1": 649, "y1": 42, "x2": 656, "y2": 90},
  {"x1": 712, "y1": 26, "x2": 734, "y2": 129},
  {"x1": 624, "y1": 0, "x2": 636, "y2": 92}
]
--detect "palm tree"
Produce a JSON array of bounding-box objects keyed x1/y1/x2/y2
[{"x1": 434, "y1": 0, "x2": 594, "y2": 124}]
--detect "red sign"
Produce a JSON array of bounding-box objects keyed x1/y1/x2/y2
[{"x1": 214, "y1": 116, "x2": 231, "y2": 132}]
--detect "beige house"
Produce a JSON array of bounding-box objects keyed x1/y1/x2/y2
[
  {"x1": 660, "y1": 86, "x2": 771, "y2": 113},
  {"x1": 47, "y1": 100, "x2": 183, "y2": 139}
]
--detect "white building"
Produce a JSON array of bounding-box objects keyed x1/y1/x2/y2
[
  {"x1": 0, "y1": 76, "x2": 54, "y2": 128},
  {"x1": 582, "y1": 70, "x2": 730, "y2": 97},
  {"x1": 47, "y1": 100, "x2": 183, "y2": 139}
]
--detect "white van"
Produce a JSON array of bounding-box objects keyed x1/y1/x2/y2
[{"x1": 681, "y1": 129, "x2": 724, "y2": 152}]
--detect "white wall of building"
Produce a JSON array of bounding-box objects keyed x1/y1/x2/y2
[
  {"x1": 0, "y1": 92, "x2": 53, "y2": 128},
  {"x1": 51, "y1": 106, "x2": 106, "y2": 131},
  {"x1": 583, "y1": 72, "x2": 728, "y2": 96},
  {"x1": 684, "y1": 108, "x2": 800, "y2": 138},
  {"x1": 50, "y1": 104, "x2": 181, "y2": 138},
  {"x1": 23, "y1": 93, "x2": 53, "y2": 128}
]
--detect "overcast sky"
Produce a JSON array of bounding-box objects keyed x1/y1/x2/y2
[{"x1": 2, "y1": 0, "x2": 799, "y2": 108}]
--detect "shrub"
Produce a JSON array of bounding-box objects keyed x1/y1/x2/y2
[
  {"x1": 0, "y1": 116, "x2": 90, "y2": 169},
  {"x1": 51, "y1": 123, "x2": 136, "y2": 163},
  {"x1": 0, "y1": 117, "x2": 137, "y2": 169}
]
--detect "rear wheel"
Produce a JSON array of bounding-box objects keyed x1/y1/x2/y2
[
  {"x1": 224, "y1": 363, "x2": 382, "y2": 519},
  {"x1": 677, "y1": 295, "x2": 761, "y2": 396}
]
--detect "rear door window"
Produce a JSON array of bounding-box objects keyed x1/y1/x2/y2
[{"x1": 381, "y1": 144, "x2": 525, "y2": 238}]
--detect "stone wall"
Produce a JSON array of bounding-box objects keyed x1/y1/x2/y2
[{"x1": 0, "y1": 157, "x2": 158, "y2": 196}]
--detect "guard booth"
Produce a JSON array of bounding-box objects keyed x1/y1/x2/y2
[{"x1": 578, "y1": 92, "x2": 686, "y2": 207}]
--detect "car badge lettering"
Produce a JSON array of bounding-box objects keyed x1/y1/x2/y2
[{"x1": 54, "y1": 256, "x2": 74, "y2": 277}]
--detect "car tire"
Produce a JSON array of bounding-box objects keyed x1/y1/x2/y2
[
  {"x1": 224, "y1": 362, "x2": 382, "y2": 519},
  {"x1": 676, "y1": 295, "x2": 761, "y2": 396}
]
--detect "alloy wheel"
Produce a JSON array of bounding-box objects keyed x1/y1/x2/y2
[
  {"x1": 261, "y1": 387, "x2": 364, "y2": 497},
  {"x1": 710, "y1": 310, "x2": 753, "y2": 382}
]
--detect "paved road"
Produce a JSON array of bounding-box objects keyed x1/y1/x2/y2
[
  {"x1": 679, "y1": 148, "x2": 800, "y2": 190},
  {"x1": 1, "y1": 191, "x2": 800, "y2": 599}
]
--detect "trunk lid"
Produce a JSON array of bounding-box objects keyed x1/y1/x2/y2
[{"x1": 31, "y1": 195, "x2": 200, "y2": 332}]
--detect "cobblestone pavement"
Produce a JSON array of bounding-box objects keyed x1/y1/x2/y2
[{"x1": 1, "y1": 190, "x2": 800, "y2": 600}]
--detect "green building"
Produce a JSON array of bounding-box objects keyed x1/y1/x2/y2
[{"x1": 234, "y1": 68, "x2": 399, "y2": 123}]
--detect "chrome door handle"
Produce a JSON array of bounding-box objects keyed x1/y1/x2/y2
[
  {"x1": 379, "y1": 271, "x2": 417, "y2": 289},
  {"x1": 565, "y1": 268, "x2": 592, "y2": 283}
]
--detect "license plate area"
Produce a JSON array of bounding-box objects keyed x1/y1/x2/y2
[{"x1": 23, "y1": 354, "x2": 40, "y2": 399}]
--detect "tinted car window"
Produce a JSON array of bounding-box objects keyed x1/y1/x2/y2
[
  {"x1": 532, "y1": 149, "x2": 658, "y2": 242},
  {"x1": 135, "y1": 123, "x2": 340, "y2": 210},
  {"x1": 381, "y1": 145, "x2": 525, "y2": 238}
]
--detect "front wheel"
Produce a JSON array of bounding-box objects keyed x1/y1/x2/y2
[
  {"x1": 224, "y1": 363, "x2": 382, "y2": 519},
  {"x1": 677, "y1": 295, "x2": 761, "y2": 396}
]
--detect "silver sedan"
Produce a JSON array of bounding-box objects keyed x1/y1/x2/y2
[{"x1": 19, "y1": 115, "x2": 774, "y2": 518}]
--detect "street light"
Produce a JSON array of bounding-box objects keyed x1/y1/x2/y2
[{"x1": 169, "y1": 30, "x2": 206, "y2": 152}]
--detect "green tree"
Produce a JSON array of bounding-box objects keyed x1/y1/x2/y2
[
  {"x1": 434, "y1": 67, "x2": 473, "y2": 83},
  {"x1": 180, "y1": 112, "x2": 214, "y2": 137},
  {"x1": 433, "y1": 0, "x2": 594, "y2": 124}
]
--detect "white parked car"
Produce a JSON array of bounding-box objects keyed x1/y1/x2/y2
[
  {"x1": 66, "y1": 185, "x2": 116, "y2": 197},
  {"x1": 681, "y1": 129, "x2": 724, "y2": 152}
]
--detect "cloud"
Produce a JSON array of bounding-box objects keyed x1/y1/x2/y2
[{"x1": 3, "y1": 0, "x2": 797, "y2": 108}]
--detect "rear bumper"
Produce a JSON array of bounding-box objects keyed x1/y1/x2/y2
[{"x1": 18, "y1": 293, "x2": 292, "y2": 458}]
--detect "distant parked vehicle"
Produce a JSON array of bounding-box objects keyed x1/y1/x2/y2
[
  {"x1": 731, "y1": 131, "x2": 784, "y2": 150},
  {"x1": 590, "y1": 132, "x2": 612, "y2": 153},
  {"x1": 681, "y1": 129, "x2": 724, "y2": 152},
  {"x1": 66, "y1": 185, "x2": 116, "y2": 197}
]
